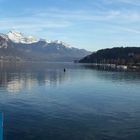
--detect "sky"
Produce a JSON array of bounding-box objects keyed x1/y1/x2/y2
[{"x1": 0, "y1": 0, "x2": 140, "y2": 51}]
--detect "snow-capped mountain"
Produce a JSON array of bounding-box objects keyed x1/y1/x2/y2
[
  {"x1": 49, "y1": 40, "x2": 72, "y2": 48},
  {"x1": 0, "y1": 33, "x2": 9, "y2": 41},
  {"x1": 0, "y1": 35, "x2": 9, "y2": 48},
  {"x1": 7, "y1": 31, "x2": 38, "y2": 44},
  {"x1": 0, "y1": 31, "x2": 91, "y2": 62}
]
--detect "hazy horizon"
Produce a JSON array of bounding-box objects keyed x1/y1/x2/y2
[{"x1": 0, "y1": 0, "x2": 140, "y2": 51}]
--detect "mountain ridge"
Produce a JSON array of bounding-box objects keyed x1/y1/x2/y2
[
  {"x1": 79, "y1": 47, "x2": 140, "y2": 66},
  {"x1": 0, "y1": 31, "x2": 91, "y2": 62}
]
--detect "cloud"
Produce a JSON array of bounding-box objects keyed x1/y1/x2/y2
[
  {"x1": 22, "y1": 8, "x2": 140, "y2": 22},
  {"x1": 0, "y1": 15, "x2": 72, "y2": 31},
  {"x1": 104, "y1": 0, "x2": 140, "y2": 6},
  {"x1": 0, "y1": 6, "x2": 140, "y2": 37},
  {"x1": 115, "y1": 26, "x2": 140, "y2": 34},
  {"x1": 1, "y1": 7, "x2": 140, "y2": 36}
]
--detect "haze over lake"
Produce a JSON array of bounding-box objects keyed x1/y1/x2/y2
[{"x1": 0, "y1": 62, "x2": 140, "y2": 140}]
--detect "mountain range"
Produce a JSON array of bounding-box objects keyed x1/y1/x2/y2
[{"x1": 0, "y1": 31, "x2": 91, "y2": 62}]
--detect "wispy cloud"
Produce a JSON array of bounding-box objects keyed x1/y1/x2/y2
[
  {"x1": 121, "y1": 27, "x2": 140, "y2": 34},
  {"x1": 110, "y1": 25, "x2": 140, "y2": 34},
  {"x1": 104, "y1": 0, "x2": 140, "y2": 6},
  {"x1": 0, "y1": 5, "x2": 140, "y2": 31},
  {"x1": 28, "y1": 8, "x2": 140, "y2": 22},
  {"x1": 0, "y1": 15, "x2": 72, "y2": 31},
  {"x1": 1, "y1": 8, "x2": 140, "y2": 35}
]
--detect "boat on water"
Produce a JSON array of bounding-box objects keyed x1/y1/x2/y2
[{"x1": 0, "y1": 113, "x2": 3, "y2": 140}]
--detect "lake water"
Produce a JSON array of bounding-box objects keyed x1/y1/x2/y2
[{"x1": 0, "y1": 62, "x2": 140, "y2": 140}]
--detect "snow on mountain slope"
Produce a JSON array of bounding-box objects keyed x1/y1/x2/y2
[
  {"x1": 49, "y1": 40, "x2": 72, "y2": 48},
  {"x1": 7, "y1": 31, "x2": 38, "y2": 44},
  {"x1": 0, "y1": 33, "x2": 9, "y2": 41},
  {"x1": 2, "y1": 31, "x2": 72, "y2": 48},
  {"x1": 0, "y1": 31, "x2": 91, "y2": 61}
]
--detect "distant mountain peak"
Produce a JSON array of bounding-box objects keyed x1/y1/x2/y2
[
  {"x1": 5, "y1": 31, "x2": 72, "y2": 48},
  {"x1": 7, "y1": 31, "x2": 38, "y2": 44},
  {"x1": 49, "y1": 40, "x2": 72, "y2": 48},
  {"x1": 0, "y1": 30, "x2": 91, "y2": 62},
  {"x1": 0, "y1": 33, "x2": 9, "y2": 41}
]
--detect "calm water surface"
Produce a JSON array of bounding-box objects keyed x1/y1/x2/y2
[{"x1": 0, "y1": 62, "x2": 140, "y2": 140}]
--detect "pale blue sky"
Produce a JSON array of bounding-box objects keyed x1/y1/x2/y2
[{"x1": 0, "y1": 0, "x2": 140, "y2": 51}]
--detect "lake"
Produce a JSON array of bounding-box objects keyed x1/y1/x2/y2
[{"x1": 0, "y1": 62, "x2": 140, "y2": 140}]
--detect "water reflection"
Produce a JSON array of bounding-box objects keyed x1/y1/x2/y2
[
  {"x1": 82, "y1": 64, "x2": 140, "y2": 84},
  {"x1": 0, "y1": 62, "x2": 140, "y2": 94},
  {"x1": 7, "y1": 80, "x2": 24, "y2": 93},
  {"x1": 0, "y1": 62, "x2": 140, "y2": 140},
  {"x1": 0, "y1": 62, "x2": 70, "y2": 93}
]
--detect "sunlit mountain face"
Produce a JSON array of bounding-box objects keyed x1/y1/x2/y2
[
  {"x1": 7, "y1": 31, "x2": 38, "y2": 44},
  {"x1": 0, "y1": 31, "x2": 91, "y2": 62}
]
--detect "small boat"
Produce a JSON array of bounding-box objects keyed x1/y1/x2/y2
[{"x1": 0, "y1": 113, "x2": 3, "y2": 140}]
